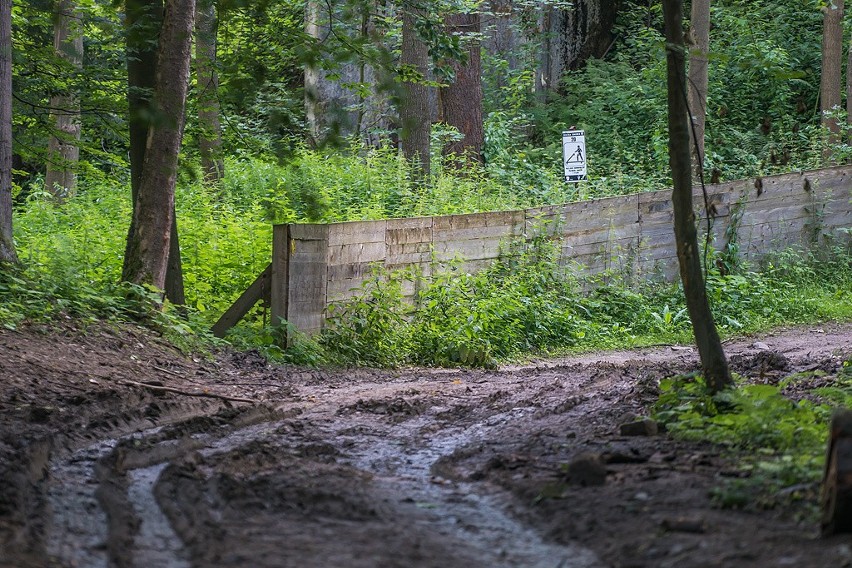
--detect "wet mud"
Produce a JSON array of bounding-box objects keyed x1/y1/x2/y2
[{"x1": 1, "y1": 322, "x2": 852, "y2": 567}]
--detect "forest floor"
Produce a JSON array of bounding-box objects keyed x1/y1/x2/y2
[{"x1": 1, "y1": 322, "x2": 852, "y2": 568}]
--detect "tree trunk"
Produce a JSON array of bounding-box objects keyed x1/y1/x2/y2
[
  {"x1": 122, "y1": 0, "x2": 195, "y2": 290},
  {"x1": 821, "y1": 0, "x2": 844, "y2": 159},
  {"x1": 398, "y1": 8, "x2": 431, "y2": 178},
  {"x1": 0, "y1": 0, "x2": 16, "y2": 264},
  {"x1": 662, "y1": 0, "x2": 731, "y2": 393},
  {"x1": 45, "y1": 0, "x2": 84, "y2": 202},
  {"x1": 535, "y1": 7, "x2": 553, "y2": 99},
  {"x1": 439, "y1": 12, "x2": 484, "y2": 164},
  {"x1": 846, "y1": 22, "x2": 852, "y2": 145},
  {"x1": 125, "y1": 0, "x2": 161, "y2": 206},
  {"x1": 196, "y1": 0, "x2": 223, "y2": 184},
  {"x1": 124, "y1": 0, "x2": 185, "y2": 304},
  {"x1": 558, "y1": 0, "x2": 620, "y2": 72},
  {"x1": 687, "y1": 0, "x2": 709, "y2": 180}
]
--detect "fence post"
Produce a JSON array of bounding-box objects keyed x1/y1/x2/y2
[
  {"x1": 271, "y1": 223, "x2": 330, "y2": 344},
  {"x1": 271, "y1": 224, "x2": 290, "y2": 340}
]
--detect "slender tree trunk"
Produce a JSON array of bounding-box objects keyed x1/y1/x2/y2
[
  {"x1": 304, "y1": 0, "x2": 322, "y2": 142},
  {"x1": 687, "y1": 0, "x2": 709, "y2": 180},
  {"x1": 821, "y1": 0, "x2": 844, "y2": 159},
  {"x1": 122, "y1": 0, "x2": 195, "y2": 290},
  {"x1": 846, "y1": 23, "x2": 852, "y2": 145},
  {"x1": 439, "y1": 12, "x2": 484, "y2": 164},
  {"x1": 399, "y1": 8, "x2": 431, "y2": 178},
  {"x1": 662, "y1": 0, "x2": 731, "y2": 393},
  {"x1": 535, "y1": 7, "x2": 553, "y2": 100},
  {"x1": 45, "y1": 0, "x2": 83, "y2": 202},
  {"x1": 0, "y1": 0, "x2": 16, "y2": 264},
  {"x1": 196, "y1": 0, "x2": 223, "y2": 184}
]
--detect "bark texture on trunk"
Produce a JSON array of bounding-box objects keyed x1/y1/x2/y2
[
  {"x1": 196, "y1": 0, "x2": 223, "y2": 184},
  {"x1": 122, "y1": 0, "x2": 195, "y2": 290},
  {"x1": 821, "y1": 0, "x2": 844, "y2": 156},
  {"x1": 125, "y1": 0, "x2": 161, "y2": 205},
  {"x1": 558, "y1": 0, "x2": 619, "y2": 71},
  {"x1": 662, "y1": 0, "x2": 731, "y2": 392},
  {"x1": 45, "y1": 0, "x2": 84, "y2": 202},
  {"x1": 439, "y1": 12, "x2": 484, "y2": 163},
  {"x1": 687, "y1": 0, "x2": 709, "y2": 180},
  {"x1": 847, "y1": 31, "x2": 852, "y2": 145},
  {"x1": 399, "y1": 8, "x2": 431, "y2": 178},
  {"x1": 0, "y1": 0, "x2": 16, "y2": 263}
]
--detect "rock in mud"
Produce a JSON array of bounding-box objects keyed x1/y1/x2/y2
[
  {"x1": 566, "y1": 453, "x2": 607, "y2": 486},
  {"x1": 619, "y1": 418, "x2": 658, "y2": 437}
]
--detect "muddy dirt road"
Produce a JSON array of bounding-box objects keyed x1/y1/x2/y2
[{"x1": 2, "y1": 323, "x2": 852, "y2": 567}]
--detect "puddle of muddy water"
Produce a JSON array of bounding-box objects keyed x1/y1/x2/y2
[
  {"x1": 45, "y1": 441, "x2": 115, "y2": 568},
  {"x1": 127, "y1": 463, "x2": 191, "y2": 568}
]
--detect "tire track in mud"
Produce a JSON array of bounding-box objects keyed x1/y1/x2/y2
[{"x1": 41, "y1": 371, "x2": 610, "y2": 568}]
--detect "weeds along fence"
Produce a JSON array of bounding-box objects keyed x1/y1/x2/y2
[{"x1": 225, "y1": 166, "x2": 851, "y2": 339}]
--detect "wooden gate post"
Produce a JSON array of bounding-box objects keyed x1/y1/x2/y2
[
  {"x1": 271, "y1": 223, "x2": 329, "y2": 345},
  {"x1": 270, "y1": 224, "x2": 290, "y2": 336}
]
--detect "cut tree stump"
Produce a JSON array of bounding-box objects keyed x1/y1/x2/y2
[{"x1": 821, "y1": 409, "x2": 852, "y2": 535}]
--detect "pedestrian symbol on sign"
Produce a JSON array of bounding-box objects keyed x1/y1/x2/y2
[{"x1": 562, "y1": 130, "x2": 587, "y2": 182}]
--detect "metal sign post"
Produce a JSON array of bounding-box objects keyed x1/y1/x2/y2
[{"x1": 562, "y1": 130, "x2": 587, "y2": 182}]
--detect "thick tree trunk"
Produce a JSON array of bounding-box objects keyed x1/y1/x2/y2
[
  {"x1": 558, "y1": 0, "x2": 620, "y2": 72},
  {"x1": 687, "y1": 0, "x2": 709, "y2": 180},
  {"x1": 45, "y1": 0, "x2": 83, "y2": 202},
  {"x1": 821, "y1": 0, "x2": 844, "y2": 158},
  {"x1": 439, "y1": 12, "x2": 484, "y2": 164},
  {"x1": 662, "y1": 0, "x2": 731, "y2": 393},
  {"x1": 196, "y1": 0, "x2": 223, "y2": 184},
  {"x1": 125, "y1": 0, "x2": 161, "y2": 206},
  {"x1": 122, "y1": 0, "x2": 195, "y2": 290},
  {"x1": 124, "y1": 0, "x2": 185, "y2": 304},
  {"x1": 0, "y1": 0, "x2": 16, "y2": 264},
  {"x1": 399, "y1": 8, "x2": 431, "y2": 178}
]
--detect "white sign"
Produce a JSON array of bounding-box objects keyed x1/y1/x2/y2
[{"x1": 562, "y1": 130, "x2": 587, "y2": 182}]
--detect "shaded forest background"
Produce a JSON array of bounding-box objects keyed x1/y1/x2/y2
[{"x1": 1, "y1": 0, "x2": 850, "y2": 365}]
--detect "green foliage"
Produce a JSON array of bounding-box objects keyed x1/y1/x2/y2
[
  {"x1": 320, "y1": 268, "x2": 413, "y2": 367},
  {"x1": 653, "y1": 374, "x2": 831, "y2": 510}
]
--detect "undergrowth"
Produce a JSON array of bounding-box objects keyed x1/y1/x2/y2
[{"x1": 652, "y1": 365, "x2": 852, "y2": 514}]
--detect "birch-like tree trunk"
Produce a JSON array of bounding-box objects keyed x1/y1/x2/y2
[
  {"x1": 0, "y1": 0, "x2": 16, "y2": 264},
  {"x1": 196, "y1": 0, "x2": 223, "y2": 183},
  {"x1": 662, "y1": 0, "x2": 731, "y2": 393},
  {"x1": 45, "y1": 0, "x2": 84, "y2": 202},
  {"x1": 122, "y1": 0, "x2": 195, "y2": 291},
  {"x1": 687, "y1": 0, "x2": 709, "y2": 180}
]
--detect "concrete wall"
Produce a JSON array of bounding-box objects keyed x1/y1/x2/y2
[{"x1": 272, "y1": 166, "x2": 852, "y2": 336}]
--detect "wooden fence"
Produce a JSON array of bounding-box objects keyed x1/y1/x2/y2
[{"x1": 212, "y1": 166, "x2": 851, "y2": 339}]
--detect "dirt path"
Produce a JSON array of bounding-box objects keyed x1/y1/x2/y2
[{"x1": 1, "y1": 322, "x2": 851, "y2": 567}]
